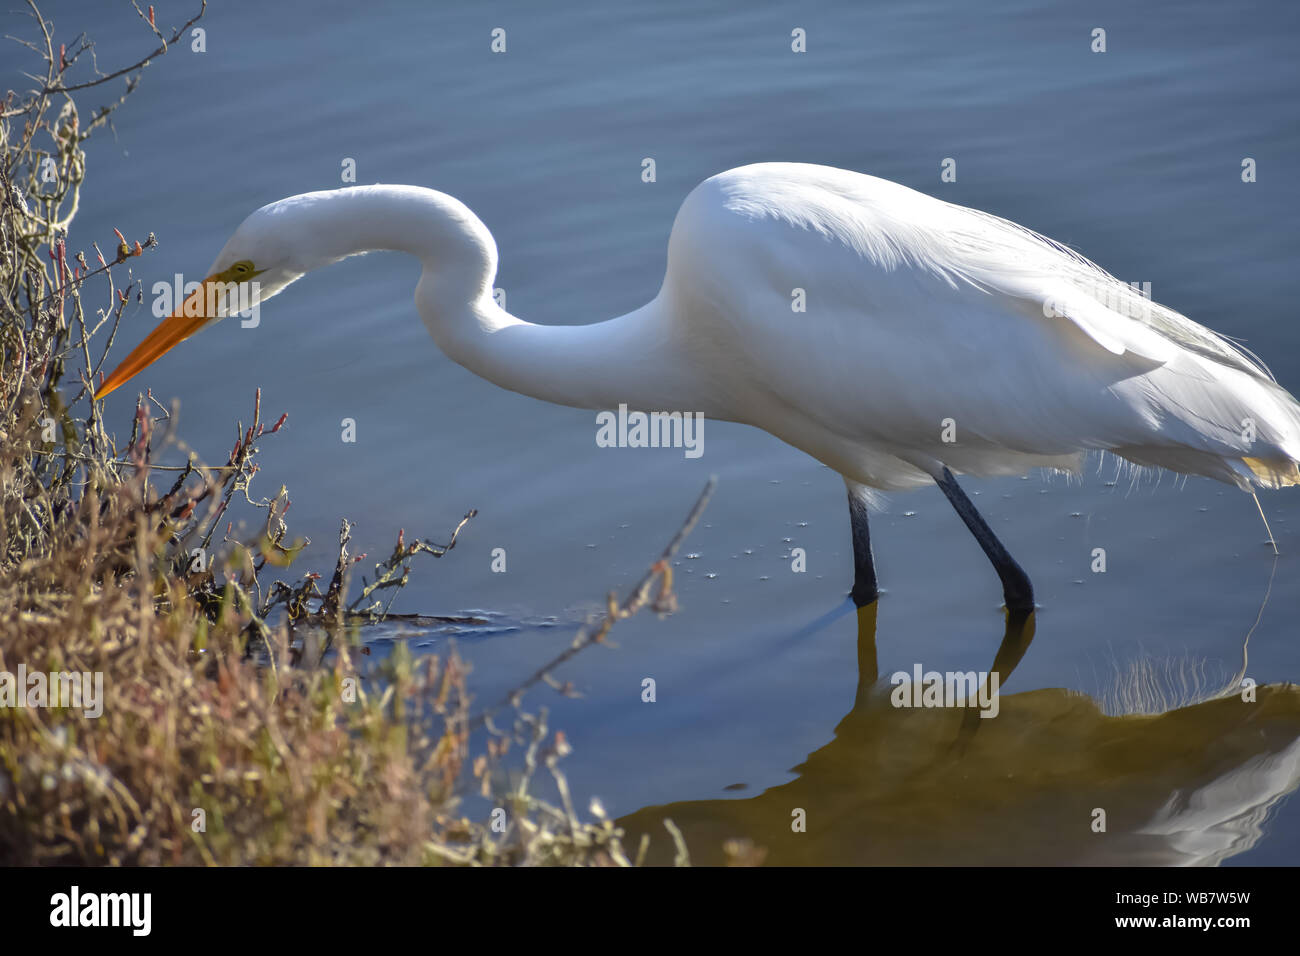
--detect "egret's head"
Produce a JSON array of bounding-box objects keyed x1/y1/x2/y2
[
  {"x1": 94, "y1": 202, "x2": 308, "y2": 400},
  {"x1": 93, "y1": 185, "x2": 472, "y2": 399}
]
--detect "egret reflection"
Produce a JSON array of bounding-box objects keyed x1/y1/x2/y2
[{"x1": 620, "y1": 603, "x2": 1300, "y2": 866}]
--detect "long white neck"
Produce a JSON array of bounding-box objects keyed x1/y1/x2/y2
[{"x1": 283, "y1": 185, "x2": 700, "y2": 413}]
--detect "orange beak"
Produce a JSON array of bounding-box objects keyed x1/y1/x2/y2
[{"x1": 94, "y1": 275, "x2": 221, "y2": 400}]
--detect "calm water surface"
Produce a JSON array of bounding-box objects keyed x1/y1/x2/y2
[{"x1": 51, "y1": 0, "x2": 1300, "y2": 864}]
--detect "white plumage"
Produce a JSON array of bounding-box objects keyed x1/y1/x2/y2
[
  {"x1": 660, "y1": 163, "x2": 1300, "y2": 491},
  {"x1": 96, "y1": 162, "x2": 1300, "y2": 606}
]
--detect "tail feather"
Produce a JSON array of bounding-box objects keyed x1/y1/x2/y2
[
  {"x1": 1110, "y1": 351, "x2": 1300, "y2": 491},
  {"x1": 1240, "y1": 456, "x2": 1300, "y2": 489}
]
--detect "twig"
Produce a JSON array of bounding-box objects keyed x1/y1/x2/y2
[
  {"x1": 41, "y1": 2, "x2": 206, "y2": 93},
  {"x1": 472, "y1": 477, "x2": 715, "y2": 729}
]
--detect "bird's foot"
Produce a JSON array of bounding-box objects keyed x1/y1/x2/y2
[
  {"x1": 1000, "y1": 581, "x2": 1035, "y2": 614},
  {"x1": 850, "y1": 582, "x2": 879, "y2": 608}
]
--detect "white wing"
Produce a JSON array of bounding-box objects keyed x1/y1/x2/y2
[{"x1": 662, "y1": 163, "x2": 1300, "y2": 490}]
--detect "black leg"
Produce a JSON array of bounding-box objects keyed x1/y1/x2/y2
[
  {"x1": 847, "y1": 488, "x2": 879, "y2": 608},
  {"x1": 932, "y1": 466, "x2": 1035, "y2": 612}
]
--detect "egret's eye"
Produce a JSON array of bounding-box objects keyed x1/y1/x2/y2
[{"x1": 229, "y1": 260, "x2": 256, "y2": 277}]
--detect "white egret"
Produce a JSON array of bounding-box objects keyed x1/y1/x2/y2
[{"x1": 95, "y1": 163, "x2": 1300, "y2": 610}]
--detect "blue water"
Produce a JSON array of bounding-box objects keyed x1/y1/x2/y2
[{"x1": 29, "y1": 0, "x2": 1300, "y2": 864}]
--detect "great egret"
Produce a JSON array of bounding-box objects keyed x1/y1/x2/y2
[{"x1": 95, "y1": 163, "x2": 1300, "y2": 611}]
